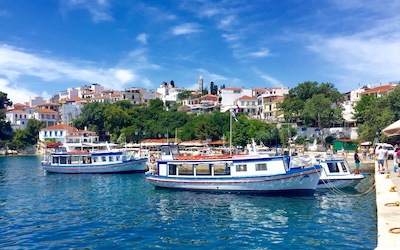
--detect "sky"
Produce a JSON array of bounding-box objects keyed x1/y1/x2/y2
[{"x1": 1, "y1": 0, "x2": 400, "y2": 104}]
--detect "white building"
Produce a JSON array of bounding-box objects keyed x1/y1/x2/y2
[
  {"x1": 236, "y1": 95, "x2": 258, "y2": 117},
  {"x1": 157, "y1": 82, "x2": 185, "y2": 104},
  {"x1": 33, "y1": 109, "x2": 59, "y2": 127},
  {"x1": 59, "y1": 101, "x2": 84, "y2": 126},
  {"x1": 39, "y1": 124, "x2": 100, "y2": 152},
  {"x1": 59, "y1": 87, "x2": 79, "y2": 101},
  {"x1": 219, "y1": 87, "x2": 253, "y2": 112},
  {"x1": 6, "y1": 110, "x2": 30, "y2": 130}
]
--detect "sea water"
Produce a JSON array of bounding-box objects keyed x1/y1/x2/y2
[{"x1": 0, "y1": 156, "x2": 377, "y2": 249}]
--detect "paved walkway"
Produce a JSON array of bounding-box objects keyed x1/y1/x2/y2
[{"x1": 342, "y1": 153, "x2": 400, "y2": 249}]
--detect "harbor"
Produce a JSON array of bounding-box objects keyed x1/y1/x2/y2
[{"x1": 0, "y1": 155, "x2": 377, "y2": 249}]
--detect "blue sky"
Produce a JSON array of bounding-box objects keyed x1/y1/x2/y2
[{"x1": 1, "y1": 0, "x2": 399, "y2": 104}]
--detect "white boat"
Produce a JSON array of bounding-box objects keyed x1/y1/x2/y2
[
  {"x1": 146, "y1": 144, "x2": 323, "y2": 195},
  {"x1": 315, "y1": 157, "x2": 365, "y2": 189},
  {"x1": 41, "y1": 146, "x2": 147, "y2": 174}
]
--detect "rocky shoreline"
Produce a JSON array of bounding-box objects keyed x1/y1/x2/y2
[{"x1": 0, "y1": 146, "x2": 38, "y2": 156}]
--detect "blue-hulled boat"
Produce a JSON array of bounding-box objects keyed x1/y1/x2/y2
[{"x1": 146, "y1": 144, "x2": 323, "y2": 196}]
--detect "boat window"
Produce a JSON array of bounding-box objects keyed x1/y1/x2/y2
[
  {"x1": 93, "y1": 157, "x2": 98, "y2": 163},
  {"x1": 161, "y1": 147, "x2": 171, "y2": 156},
  {"x1": 214, "y1": 163, "x2": 230, "y2": 175},
  {"x1": 256, "y1": 163, "x2": 267, "y2": 171},
  {"x1": 116, "y1": 156, "x2": 120, "y2": 161},
  {"x1": 236, "y1": 164, "x2": 247, "y2": 172},
  {"x1": 195, "y1": 163, "x2": 211, "y2": 176},
  {"x1": 101, "y1": 156, "x2": 107, "y2": 162},
  {"x1": 178, "y1": 163, "x2": 194, "y2": 175},
  {"x1": 71, "y1": 156, "x2": 80, "y2": 164},
  {"x1": 84, "y1": 156, "x2": 91, "y2": 164},
  {"x1": 52, "y1": 157, "x2": 59, "y2": 164},
  {"x1": 60, "y1": 156, "x2": 67, "y2": 164},
  {"x1": 340, "y1": 162, "x2": 348, "y2": 172},
  {"x1": 168, "y1": 164, "x2": 177, "y2": 175},
  {"x1": 327, "y1": 162, "x2": 339, "y2": 173},
  {"x1": 109, "y1": 156, "x2": 113, "y2": 162}
]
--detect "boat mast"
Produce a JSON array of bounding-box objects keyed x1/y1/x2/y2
[{"x1": 230, "y1": 108, "x2": 232, "y2": 155}]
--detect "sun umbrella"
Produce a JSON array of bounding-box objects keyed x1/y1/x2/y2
[{"x1": 382, "y1": 120, "x2": 400, "y2": 136}]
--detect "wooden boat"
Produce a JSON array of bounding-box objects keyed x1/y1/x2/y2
[
  {"x1": 41, "y1": 147, "x2": 147, "y2": 174},
  {"x1": 146, "y1": 144, "x2": 323, "y2": 196},
  {"x1": 315, "y1": 157, "x2": 365, "y2": 189}
]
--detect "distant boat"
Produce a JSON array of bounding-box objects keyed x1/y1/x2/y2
[
  {"x1": 41, "y1": 146, "x2": 147, "y2": 174},
  {"x1": 146, "y1": 144, "x2": 323, "y2": 196}
]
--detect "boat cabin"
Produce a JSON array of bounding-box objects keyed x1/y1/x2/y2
[{"x1": 156, "y1": 145, "x2": 290, "y2": 178}]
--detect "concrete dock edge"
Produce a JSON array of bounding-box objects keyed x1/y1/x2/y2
[{"x1": 374, "y1": 161, "x2": 400, "y2": 250}]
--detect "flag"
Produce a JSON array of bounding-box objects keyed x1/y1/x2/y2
[
  {"x1": 236, "y1": 104, "x2": 241, "y2": 113},
  {"x1": 230, "y1": 109, "x2": 238, "y2": 122}
]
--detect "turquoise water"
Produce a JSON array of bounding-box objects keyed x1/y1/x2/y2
[{"x1": 0, "y1": 156, "x2": 377, "y2": 249}]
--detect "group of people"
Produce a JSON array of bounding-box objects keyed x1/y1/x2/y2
[{"x1": 354, "y1": 144, "x2": 400, "y2": 176}]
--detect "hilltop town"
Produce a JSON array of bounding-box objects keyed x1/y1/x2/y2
[{"x1": 2, "y1": 76, "x2": 399, "y2": 155}]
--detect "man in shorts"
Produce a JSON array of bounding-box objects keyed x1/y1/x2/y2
[{"x1": 376, "y1": 146, "x2": 387, "y2": 172}]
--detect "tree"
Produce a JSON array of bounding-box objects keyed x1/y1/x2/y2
[
  {"x1": 0, "y1": 91, "x2": 13, "y2": 141},
  {"x1": 280, "y1": 81, "x2": 344, "y2": 125},
  {"x1": 72, "y1": 102, "x2": 111, "y2": 140},
  {"x1": 356, "y1": 86, "x2": 400, "y2": 142},
  {"x1": 11, "y1": 119, "x2": 44, "y2": 149}
]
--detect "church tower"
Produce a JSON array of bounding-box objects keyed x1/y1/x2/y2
[{"x1": 198, "y1": 75, "x2": 203, "y2": 93}]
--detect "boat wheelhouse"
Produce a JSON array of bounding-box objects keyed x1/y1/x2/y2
[
  {"x1": 316, "y1": 157, "x2": 365, "y2": 189},
  {"x1": 146, "y1": 144, "x2": 323, "y2": 196}
]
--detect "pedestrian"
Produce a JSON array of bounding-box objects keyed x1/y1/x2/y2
[
  {"x1": 376, "y1": 146, "x2": 386, "y2": 172},
  {"x1": 368, "y1": 146, "x2": 374, "y2": 159},
  {"x1": 341, "y1": 147, "x2": 345, "y2": 157},
  {"x1": 354, "y1": 149, "x2": 361, "y2": 174},
  {"x1": 362, "y1": 147, "x2": 367, "y2": 161}
]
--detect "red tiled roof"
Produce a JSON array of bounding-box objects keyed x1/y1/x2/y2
[
  {"x1": 223, "y1": 87, "x2": 242, "y2": 91},
  {"x1": 35, "y1": 108, "x2": 58, "y2": 114},
  {"x1": 362, "y1": 85, "x2": 396, "y2": 95},
  {"x1": 67, "y1": 97, "x2": 83, "y2": 102},
  {"x1": 238, "y1": 95, "x2": 256, "y2": 100},
  {"x1": 42, "y1": 124, "x2": 77, "y2": 131},
  {"x1": 253, "y1": 88, "x2": 267, "y2": 92},
  {"x1": 13, "y1": 103, "x2": 29, "y2": 107},
  {"x1": 37, "y1": 102, "x2": 60, "y2": 106},
  {"x1": 8, "y1": 110, "x2": 28, "y2": 114}
]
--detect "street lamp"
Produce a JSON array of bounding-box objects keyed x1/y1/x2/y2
[{"x1": 135, "y1": 130, "x2": 146, "y2": 156}]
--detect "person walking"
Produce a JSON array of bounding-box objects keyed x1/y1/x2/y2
[
  {"x1": 354, "y1": 149, "x2": 361, "y2": 174},
  {"x1": 368, "y1": 146, "x2": 374, "y2": 159},
  {"x1": 376, "y1": 146, "x2": 386, "y2": 172},
  {"x1": 362, "y1": 147, "x2": 367, "y2": 161}
]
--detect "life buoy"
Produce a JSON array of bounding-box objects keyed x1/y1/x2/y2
[{"x1": 150, "y1": 154, "x2": 156, "y2": 163}]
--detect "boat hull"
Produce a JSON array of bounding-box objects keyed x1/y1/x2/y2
[
  {"x1": 146, "y1": 167, "x2": 321, "y2": 196},
  {"x1": 317, "y1": 175, "x2": 365, "y2": 189},
  {"x1": 42, "y1": 158, "x2": 147, "y2": 174}
]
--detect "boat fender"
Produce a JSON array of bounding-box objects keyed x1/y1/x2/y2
[{"x1": 150, "y1": 154, "x2": 156, "y2": 163}]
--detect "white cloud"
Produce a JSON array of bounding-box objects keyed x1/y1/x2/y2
[
  {"x1": 0, "y1": 78, "x2": 40, "y2": 104},
  {"x1": 249, "y1": 48, "x2": 270, "y2": 58},
  {"x1": 171, "y1": 23, "x2": 201, "y2": 35},
  {"x1": 0, "y1": 44, "x2": 150, "y2": 100},
  {"x1": 114, "y1": 69, "x2": 135, "y2": 84},
  {"x1": 254, "y1": 69, "x2": 283, "y2": 87},
  {"x1": 308, "y1": 33, "x2": 400, "y2": 87},
  {"x1": 62, "y1": 0, "x2": 113, "y2": 22},
  {"x1": 136, "y1": 33, "x2": 148, "y2": 44}
]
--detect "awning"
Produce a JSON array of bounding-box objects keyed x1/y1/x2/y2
[{"x1": 382, "y1": 120, "x2": 400, "y2": 136}]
